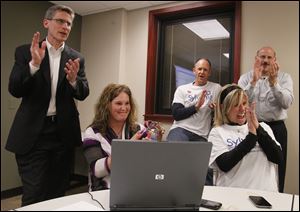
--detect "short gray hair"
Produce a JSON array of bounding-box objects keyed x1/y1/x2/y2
[
  {"x1": 256, "y1": 46, "x2": 276, "y2": 57},
  {"x1": 44, "y1": 5, "x2": 75, "y2": 20}
]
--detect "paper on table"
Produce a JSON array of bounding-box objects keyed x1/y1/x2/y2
[{"x1": 54, "y1": 201, "x2": 104, "y2": 211}]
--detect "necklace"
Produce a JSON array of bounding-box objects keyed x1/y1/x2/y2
[{"x1": 113, "y1": 127, "x2": 123, "y2": 139}]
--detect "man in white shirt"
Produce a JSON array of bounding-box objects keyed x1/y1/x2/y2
[
  {"x1": 167, "y1": 58, "x2": 221, "y2": 185},
  {"x1": 238, "y1": 46, "x2": 294, "y2": 192}
]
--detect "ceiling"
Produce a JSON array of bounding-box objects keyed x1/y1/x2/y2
[{"x1": 50, "y1": 1, "x2": 177, "y2": 16}]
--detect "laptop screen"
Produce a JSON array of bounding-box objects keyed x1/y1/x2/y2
[{"x1": 109, "y1": 140, "x2": 212, "y2": 210}]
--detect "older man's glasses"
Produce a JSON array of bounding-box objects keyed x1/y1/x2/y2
[{"x1": 49, "y1": 18, "x2": 72, "y2": 27}]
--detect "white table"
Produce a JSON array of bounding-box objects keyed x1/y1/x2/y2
[
  {"x1": 16, "y1": 186, "x2": 298, "y2": 211},
  {"x1": 201, "y1": 186, "x2": 295, "y2": 211},
  {"x1": 292, "y1": 194, "x2": 299, "y2": 211}
]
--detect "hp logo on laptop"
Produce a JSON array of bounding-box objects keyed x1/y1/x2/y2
[{"x1": 155, "y1": 174, "x2": 164, "y2": 180}]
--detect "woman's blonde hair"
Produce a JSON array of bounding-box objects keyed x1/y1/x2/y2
[
  {"x1": 214, "y1": 84, "x2": 248, "y2": 126},
  {"x1": 89, "y1": 83, "x2": 138, "y2": 134}
]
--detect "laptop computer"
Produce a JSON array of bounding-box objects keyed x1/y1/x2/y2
[{"x1": 109, "y1": 140, "x2": 212, "y2": 211}]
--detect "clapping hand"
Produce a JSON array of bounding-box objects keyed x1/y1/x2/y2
[
  {"x1": 268, "y1": 60, "x2": 279, "y2": 86},
  {"x1": 65, "y1": 58, "x2": 80, "y2": 83},
  {"x1": 251, "y1": 57, "x2": 263, "y2": 86},
  {"x1": 30, "y1": 32, "x2": 46, "y2": 67},
  {"x1": 208, "y1": 102, "x2": 216, "y2": 109},
  {"x1": 195, "y1": 90, "x2": 207, "y2": 111},
  {"x1": 246, "y1": 102, "x2": 259, "y2": 135}
]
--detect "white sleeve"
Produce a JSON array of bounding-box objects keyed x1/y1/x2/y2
[
  {"x1": 271, "y1": 73, "x2": 294, "y2": 109},
  {"x1": 29, "y1": 62, "x2": 40, "y2": 75},
  {"x1": 94, "y1": 158, "x2": 109, "y2": 178},
  {"x1": 172, "y1": 86, "x2": 185, "y2": 104},
  {"x1": 208, "y1": 128, "x2": 228, "y2": 167},
  {"x1": 82, "y1": 127, "x2": 111, "y2": 178},
  {"x1": 238, "y1": 72, "x2": 256, "y2": 103}
]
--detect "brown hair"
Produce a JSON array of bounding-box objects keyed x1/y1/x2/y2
[{"x1": 89, "y1": 83, "x2": 138, "y2": 134}]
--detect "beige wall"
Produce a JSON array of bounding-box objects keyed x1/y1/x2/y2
[
  {"x1": 79, "y1": 1, "x2": 299, "y2": 194},
  {"x1": 1, "y1": 1, "x2": 53, "y2": 192}
]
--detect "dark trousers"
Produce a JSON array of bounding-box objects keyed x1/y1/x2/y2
[
  {"x1": 167, "y1": 127, "x2": 213, "y2": 186},
  {"x1": 265, "y1": 121, "x2": 287, "y2": 193},
  {"x1": 15, "y1": 117, "x2": 75, "y2": 206}
]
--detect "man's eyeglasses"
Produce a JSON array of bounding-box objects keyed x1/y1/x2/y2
[{"x1": 49, "y1": 18, "x2": 72, "y2": 27}]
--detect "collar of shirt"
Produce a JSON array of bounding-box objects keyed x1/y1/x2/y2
[
  {"x1": 259, "y1": 76, "x2": 268, "y2": 81},
  {"x1": 260, "y1": 76, "x2": 268, "y2": 80},
  {"x1": 192, "y1": 81, "x2": 209, "y2": 87},
  {"x1": 45, "y1": 38, "x2": 64, "y2": 55}
]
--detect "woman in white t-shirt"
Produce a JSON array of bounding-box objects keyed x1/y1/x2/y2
[{"x1": 208, "y1": 84, "x2": 283, "y2": 192}]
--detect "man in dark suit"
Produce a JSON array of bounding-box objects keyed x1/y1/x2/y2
[{"x1": 5, "y1": 5, "x2": 89, "y2": 206}]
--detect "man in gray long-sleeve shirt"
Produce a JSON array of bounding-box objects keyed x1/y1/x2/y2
[{"x1": 238, "y1": 46, "x2": 294, "y2": 192}]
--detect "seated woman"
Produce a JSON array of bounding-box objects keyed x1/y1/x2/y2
[
  {"x1": 208, "y1": 84, "x2": 283, "y2": 192},
  {"x1": 82, "y1": 83, "x2": 145, "y2": 191}
]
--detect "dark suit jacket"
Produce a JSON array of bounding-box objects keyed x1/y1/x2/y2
[{"x1": 6, "y1": 43, "x2": 89, "y2": 155}]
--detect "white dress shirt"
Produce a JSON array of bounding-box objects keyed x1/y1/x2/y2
[
  {"x1": 29, "y1": 38, "x2": 65, "y2": 116},
  {"x1": 238, "y1": 70, "x2": 294, "y2": 122}
]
